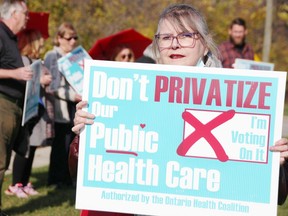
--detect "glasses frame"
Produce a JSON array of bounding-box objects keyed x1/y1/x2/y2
[{"x1": 155, "y1": 32, "x2": 200, "y2": 49}]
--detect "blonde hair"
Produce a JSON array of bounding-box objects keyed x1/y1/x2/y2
[
  {"x1": 18, "y1": 29, "x2": 43, "y2": 59},
  {"x1": 152, "y1": 4, "x2": 219, "y2": 64},
  {"x1": 54, "y1": 22, "x2": 77, "y2": 46}
]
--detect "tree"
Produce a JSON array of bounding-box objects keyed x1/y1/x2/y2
[
  {"x1": 262, "y1": 0, "x2": 273, "y2": 62},
  {"x1": 26, "y1": 0, "x2": 288, "y2": 71}
]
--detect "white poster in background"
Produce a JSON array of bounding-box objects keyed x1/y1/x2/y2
[
  {"x1": 76, "y1": 60, "x2": 286, "y2": 216},
  {"x1": 21, "y1": 59, "x2": 42, "y2": 126},
  {"x1": 234, "y1": 58, "x2": 274, "y2": 71}
]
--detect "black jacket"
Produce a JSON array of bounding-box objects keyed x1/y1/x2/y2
[{"x1": 278, "y1": 162, "x2": 288, "y2": 205}]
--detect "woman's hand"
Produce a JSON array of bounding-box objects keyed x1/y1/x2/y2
[
  {"x1": 270, "y1": 138, "x2": 288, "y2": 165},
  {"x1": 13, "y1": 66, "x2": 33, "y2": 81},
  {"x1": 72, "y1": 101, "x2": 95, "y2": 134},
  {"x1": 40, "y1": 73, "x2": 52, "y2": 86},
  {"x1": 75, "y1": 94, "x2": 82, "y2": 102}
]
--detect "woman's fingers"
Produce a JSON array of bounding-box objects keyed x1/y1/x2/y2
[
  {"x1": 72, "y1": 123, "x2": 85, "y2": 134},
  {"x1": 270, "y1": 138, "x2": 288, "y2": 152},
  {"x1": 275, "y1": 138, "x2": 288, "y2": 146},
  {"x1": 270, "y1": 138, "x2": 288, "y2": 165},
  {"x1": 73, "y1": 101, "x2": 96, "y2": 134},
  {"x1": 76, "y1": 100, "x2": 88, "y2": 111},
  {"x1": 74, "y1": 110, "x2": 95, "y2": 124}
]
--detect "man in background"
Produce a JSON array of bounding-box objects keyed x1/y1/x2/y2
[
  {"x1": 0, "y1": 1, "x2": 32, "y2": 215},
  {"x1": 218, "y1": 17, "x2": 254, "y2": 68}
]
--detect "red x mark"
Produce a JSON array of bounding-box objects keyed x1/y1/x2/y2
[
  {"x1": 177, "y1": 110, "x2": 235, "y2": 162},
  {"x1": 78, "y1": 59, "x2": 84, "y2": 70}
]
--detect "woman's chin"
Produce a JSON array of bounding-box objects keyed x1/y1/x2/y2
[
  {"x1": 169, "y1": 59, "x2": 197, "y2": 67},
  {"x1": 164, "y1": 59, "x2": 186, "y2": 66}
]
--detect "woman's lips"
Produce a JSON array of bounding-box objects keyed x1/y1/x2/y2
[{"x1": 170, "y1": 54, "x2": 184, "y2": 59}]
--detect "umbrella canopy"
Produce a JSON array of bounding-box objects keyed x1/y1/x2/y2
[
  {"x1": 25, "y1": 12, "x2": 49, "y2": 39},
  {"x1": 89, "y1": 28, "x2": 152, "y2": 60}
]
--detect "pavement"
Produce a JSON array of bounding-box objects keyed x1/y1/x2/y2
[{"x1": 5, "y1": 116, "x2": 288, "y2": 175}]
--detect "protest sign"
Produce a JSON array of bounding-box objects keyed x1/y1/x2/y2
[
  {"x1": 22, "y1": 59, "x2": 42, "y2": 126},
  {"x1": 58, "y1": 45, "x2": 91, "y2": 95},
  {"x1": 76, "y1": 60, "x2": 286, "y2": 216},
  {"x1": 234, "y1": 58, "x2": 274, "y2": 71}
]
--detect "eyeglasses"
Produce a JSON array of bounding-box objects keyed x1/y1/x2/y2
[
  {"x1": 155, "y1": 32, "x2": 199, "y2": 48},
  {"x1": 121, "y1": 53, "x2": 133, "y2": 60},
  {"x1": 62, "y1": 36, "x2": 78, "y2": 41}
]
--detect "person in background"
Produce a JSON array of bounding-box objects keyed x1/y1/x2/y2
[
  {"x1": 44, "y1": 22, "x2": 82, "y2": 188},
  {"x1": 0, "y1": 0, "x2": 32, "y2": 214},
  {"x1": 136, "y1": 44, "x2": 156, "y2": 64},
  {"x1": 218, "y1": 17, "x2": 254, "y2": 68},
  {"x1": 4, "y1": 29, "x2": 52, "y2": 198},
  {"x1": 72, "y1": 3, "x2": 221, "y2": 216},
  {"x1": 110, "y1": 45, "x2": 135, "y2": 62},
  {"x1": 218, "y1": 17, "x2": 288, "y2": 205}
]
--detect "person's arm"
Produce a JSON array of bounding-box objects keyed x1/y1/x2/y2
[
  {"x1": 270, "y1": 138, "x2": 288, "y2": 204},
  {"x1": 44, "y1": 50, "x2": 81, "y2": 102},
  {"x1": 0, "y1": 67, "x2": 33, "y2": 80},
  {"x1": 53, "y1": 79, "x2": 82, "y2": 102},
  {"x1": 40, "y1": 65, "x2": 52, "y2": 87},
  {"x1": 278, "y1": 163, "x2": 288, "y2": 205}
]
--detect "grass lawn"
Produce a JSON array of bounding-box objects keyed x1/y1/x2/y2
[
  {"x1": 279, "y1": 199, "x2": 288, "y2": 216},
  {"x1": 2, "y1": 166, "x2": 79, "y2": 216},
  {"x1": 284, "y1": 102, "x2": 288, "y2": 116},
  {"x1": 2, "y1": 165, "x2": 288, "y2": 215}
]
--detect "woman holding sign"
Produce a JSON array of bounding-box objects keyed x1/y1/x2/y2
[
  {"x1": 44, "y1": 22, "x2": 82, "y2": 188},
  {"x1": 73, "y1": 3, "x2": 221, "y2": 133},
  {"x1": 72, "y1": 3, "x2": 288, "y2": 215},
  {"x1": 73, "y1": 4, "x2": 220, "y2": 216}
]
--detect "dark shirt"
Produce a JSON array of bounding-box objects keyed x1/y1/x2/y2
[
  {"x1": 278, "y1": 163, "x2": 288, "y2": 205},
  {"x1": 136, "y1": 55, "x2": 155, "y2": 64},
  {"x1": 0, "y1": 22, "x2": 25, "y2": 99},
  {"x1": 218, "y1": 40, "x2": 254, "y2": 68}
]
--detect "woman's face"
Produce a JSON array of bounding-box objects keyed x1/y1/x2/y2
[
  {"x1": 114, "y1": 48, "x2": 135, "y2": 62},
  {"x1": 58, "y1": 30, "x2": 78, "y2": 54},
  {"x1": 157, "y1": 19, "x2": 207, "y2": 66}
]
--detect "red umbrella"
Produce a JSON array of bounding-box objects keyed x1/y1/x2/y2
[
  {"x1": 25, "y1": 12, "x2": 49, "y2": 39},
  {"x1": 89, "y1": 28, "x2": 152, "y2": 60}
]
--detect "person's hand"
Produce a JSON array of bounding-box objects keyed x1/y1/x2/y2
[
  {"x1": 270, "y1": 138, "x2": 288, "y2": 165},
  {"x1": 75, "y1": 94, "x2": 82, "y2": 102},
  {"x1": 40, "y1": 73, "x2": 52, "y2": 86},
  {"x1": 13, "y1": 66, "x2": 33, "y2": 81},
  {"x1": 72, "y1": 101, "x2": 95, "y2": 134},
  {"x1": 40, "y1": 65, "x2": 52, "y2": 86}
]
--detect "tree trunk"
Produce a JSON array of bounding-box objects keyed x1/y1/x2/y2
[{"x1": 262, "y1": 0, "x2": 273, "y2": 62}]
